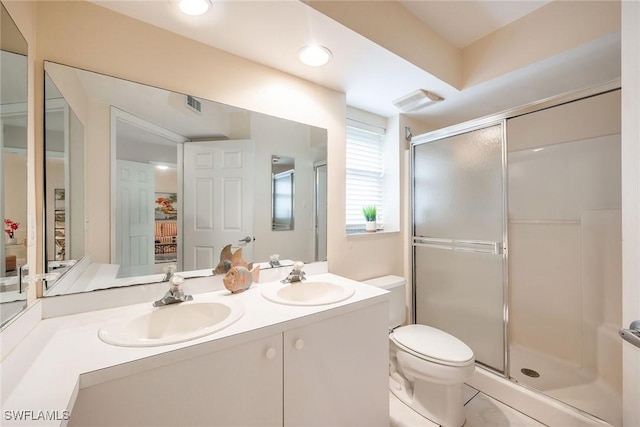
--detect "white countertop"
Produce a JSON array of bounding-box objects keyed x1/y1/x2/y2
[{"x1": 0, "y1": 273, "x2": 388, "y2": 426}]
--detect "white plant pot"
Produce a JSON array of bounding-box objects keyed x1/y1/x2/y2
[{"x1": 365, "y1": 221, "x2": 377, "y2": 232}]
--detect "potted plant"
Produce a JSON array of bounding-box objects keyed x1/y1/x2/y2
[{"x1": 362, "y1": 205, "x2": 377, "y2": 232}]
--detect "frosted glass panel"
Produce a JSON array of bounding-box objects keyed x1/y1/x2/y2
[
  {"x1": 413, "y1": 124, "x2": 503, "y2": 242},
  {"x1": 413, "y1": 122, "x2": 506, "y2": 373},
  {"x1": 415, "y1": 246, "x2": 505, "y2": 371}
]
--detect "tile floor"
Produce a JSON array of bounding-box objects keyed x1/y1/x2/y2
[{"x1": 390, "y1": 384, "x2": 546, "y2": 427}]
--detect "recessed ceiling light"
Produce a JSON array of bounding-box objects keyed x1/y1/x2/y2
[
  {"x1": 298, "y1": 45, "x2": 332, "y2": 67},
  {"x1": 179, "y1": 0, "x2": 211, "y2": 16}
]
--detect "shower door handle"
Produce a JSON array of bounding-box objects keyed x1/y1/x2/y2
[{"x1": 619, "y1": 320, "x2": 640, "y2": 349}]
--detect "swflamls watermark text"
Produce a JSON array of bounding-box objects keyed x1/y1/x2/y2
[{"x1": 4, "y1": 410, "x2": 70, "y2": 422}]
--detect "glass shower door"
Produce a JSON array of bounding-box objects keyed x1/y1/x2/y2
[{"x1": 412, "y1": 122, "x2": 506, "y2": 373}]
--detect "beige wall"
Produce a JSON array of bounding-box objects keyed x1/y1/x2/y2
[
  {"x1": 31, "y1": 1, "x2": 403, "y2": 283},
  {"x1": 462, "y1": 1, "x2": 621, "y2": 88}
]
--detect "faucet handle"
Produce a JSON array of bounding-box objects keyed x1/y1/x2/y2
[
  {"x1": 293, "y1": 261, "x2": 304, "y2": 271},
  {"x1": 170, "y1": 274, "x2": 184, "y2": 290}
]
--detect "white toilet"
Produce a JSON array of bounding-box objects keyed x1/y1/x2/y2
[{"x1": 364, "y1": 275, "x2": 475, "y2": 427}]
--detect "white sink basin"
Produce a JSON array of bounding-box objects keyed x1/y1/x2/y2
[
  {"x1": 98, "y1": 300, "x2": 244, "y2": 347},
  {"x1": 262, "y1": 281, "x2": 355, "y2": 306}
]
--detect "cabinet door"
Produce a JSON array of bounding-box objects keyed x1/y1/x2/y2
[
  {"x1": 283, "y1": 303, "x2": 389, "y2": 426},
  {"x1": 70, "y1": 333, "x2": 283, "y2": 427}
]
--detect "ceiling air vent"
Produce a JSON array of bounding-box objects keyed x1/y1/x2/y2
[{"x1": 186, "y1": 95, "x2": 202, "y2": 114}]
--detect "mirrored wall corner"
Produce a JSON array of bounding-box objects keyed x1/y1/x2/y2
[{"x1": 1, "y1": 0, "x2": 29, "y2": 327}]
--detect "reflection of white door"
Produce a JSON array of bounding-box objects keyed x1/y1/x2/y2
[
  {"x1": 115, "y1": 160, "x2": 155, "y2": 277},
  {"x1": 183, "y1": 140, "x2": 254, "y2": 271},
  {"x1": 314, "y1": 163, "x2": 327, "y2": 262}
]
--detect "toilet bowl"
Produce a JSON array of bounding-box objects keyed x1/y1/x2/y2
[{"x1": 364, "y1": 276, "x2": 475, "y2": 427}]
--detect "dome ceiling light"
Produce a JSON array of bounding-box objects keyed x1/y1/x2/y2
[
  {"x1": 298, "y1": 45, "x2": 332, "y2": 67},
  {"x1": 179, "y1": 0, "x2": 211, "y2": 16}
]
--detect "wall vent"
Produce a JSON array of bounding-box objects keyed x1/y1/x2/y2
[
  {"x1": 392, "y1": 89, "x2": 443, "y2": 112},
  {"x1": 186, "y1": 95, "x2": 202, "y2": 113}
]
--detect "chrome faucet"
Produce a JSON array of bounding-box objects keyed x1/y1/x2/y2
[
  {"x1": 281, "y1": 261, "x2": 306, "y2": 284},
  {"x1": 269, "y1": 254, "x2": 281, "y2": 268},
  {"x1": 162, "y1": 264, "x2": 177, "y2": 282},
  {"x1": 153, "y1": 275, "x2": 193, "y2": 307}
]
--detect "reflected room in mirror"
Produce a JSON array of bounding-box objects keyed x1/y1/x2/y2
[
  {"x1": 272, "y1": 155, "x2": 295, "y2": 231},
  {"x1": 0, "y1": 2, "x2": 29, "y2": 327},
  {"x1": 43, "y1": 61, "x2": 327, "y2": 297}
]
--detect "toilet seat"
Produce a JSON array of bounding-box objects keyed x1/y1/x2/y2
[{"x1": 391, "y1": 324, "x2": 474, "y2": 367}]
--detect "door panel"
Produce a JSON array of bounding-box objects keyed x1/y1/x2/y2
[
  {"x1": 414, "y1": 124, "x2": 504, "y2": 242},
  {"x1": 415, "y1": 245, "x2": 505, "y2": 372},
  {"x1": 115, "y1": 160, "x2": 155, "y2": 277},
  {"x1": 183, "y1": 140, "x2": 254, "y2": 270},
  {"x1": 413, "y1": 122, "x2": 506, "y2": 373}
]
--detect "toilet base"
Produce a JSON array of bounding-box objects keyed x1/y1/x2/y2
[{"x1": 389, "y1": 375, "x2": 466, "y2": 427}]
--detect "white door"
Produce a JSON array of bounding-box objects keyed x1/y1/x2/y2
[
  {"x1": 183, "y1": 140, "x2": 254, "y2": 271},
  {"x1": 115, "y1": 160, "x2": 155, "y2": 277}
]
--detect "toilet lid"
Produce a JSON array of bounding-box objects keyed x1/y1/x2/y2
[{"x1": 391, "y1": 324, "x2": 474, "y2": 365}]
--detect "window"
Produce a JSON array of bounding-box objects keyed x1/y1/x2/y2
[
  {"x1": 346, "y1": 122, "x2": 385, "y2": 232},
  {"x1": 272, "y1": 169, "x2": 294, "y2": 230}
]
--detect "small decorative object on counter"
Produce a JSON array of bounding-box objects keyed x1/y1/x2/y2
[
  {"x1": 223, "y1": 265, "x2": 261, "y2": 294},
  {"x1": 213, "y1": 244, "x2": 253, "y2": 275}
]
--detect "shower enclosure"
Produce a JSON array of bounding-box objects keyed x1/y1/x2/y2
[{"x1": 411, "y1": 88, "x2": 622, "y2": 425}]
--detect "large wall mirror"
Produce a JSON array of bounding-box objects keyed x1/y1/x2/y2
[
  {"x1": 0, "y1": 2, "x2": 29, "y2": 326},
  {"x1": 44, "y1": 61, "x2": 327, "y2": 297}
]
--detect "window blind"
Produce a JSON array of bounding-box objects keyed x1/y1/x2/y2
[{"x1": 346, "y1": 124, "x2": 385, "y2": 230}]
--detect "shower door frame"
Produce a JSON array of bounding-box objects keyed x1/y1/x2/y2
[{"x1": 410, "y1": 119, "x2": 510, "y2": 377}]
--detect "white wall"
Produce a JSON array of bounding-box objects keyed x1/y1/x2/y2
[
  {"x1": 250, "y1": 113, "x2": 316, "y2": 262},
  {"x1": 3, "y1": 152, "x2": 28, "y2": 244},
  {"x1": 621, "y1": 1, "x2": 640, "y2": 425},
  {"x1": 154, "y1": 168, "x2": 177, "y2": 194}
]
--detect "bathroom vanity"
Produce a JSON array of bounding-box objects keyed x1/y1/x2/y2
[{"x1": 0, "y1": 272, "x2": 389, "y2": 426}]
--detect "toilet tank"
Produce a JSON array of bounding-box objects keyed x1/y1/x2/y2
[{"x1": 363, "y1": 275, "x2": 406, "y2": 329}]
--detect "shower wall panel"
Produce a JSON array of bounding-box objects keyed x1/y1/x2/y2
[{"x1": 507, "y1": 89, "x2": 621, "y2": 424}]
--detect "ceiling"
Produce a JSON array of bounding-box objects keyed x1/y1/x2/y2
[
  {"x1": 399, "y1": 0, "x2": 550, "y2": 48},
  {"x1": 91, "y1": 0, "x2": 621, "y2": 130}
]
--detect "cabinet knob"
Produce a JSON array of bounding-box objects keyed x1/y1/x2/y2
[
  {"x1": 265, "y1": 347, "x2": 276, "y2": 360},
  {"x1": 294, "y1": 338, "x2": 305, "y2": 350}
]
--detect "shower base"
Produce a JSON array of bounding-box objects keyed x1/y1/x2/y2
[{"x1": 509, "y1": 344, "x2": 621, "y2": 425}]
